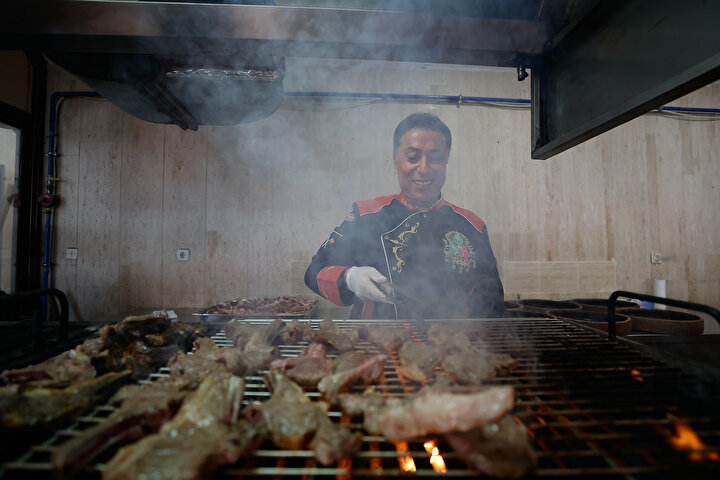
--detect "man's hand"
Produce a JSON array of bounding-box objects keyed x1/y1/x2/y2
[{"x1": 344, "y1": 267, "x2": 393, "y2": 304}]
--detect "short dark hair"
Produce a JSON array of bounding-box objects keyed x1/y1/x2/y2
[{"x1": 393, "y1": 113, "x2": 452, "y2": 158}]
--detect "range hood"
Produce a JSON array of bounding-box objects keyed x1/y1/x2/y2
[{"x1": 1, "y1": 0, "x2": 718, "y2": 157}]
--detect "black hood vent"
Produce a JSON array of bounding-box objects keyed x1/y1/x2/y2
[{"x1": 46, "y1": 52, "x2": 284, "y2": 131}]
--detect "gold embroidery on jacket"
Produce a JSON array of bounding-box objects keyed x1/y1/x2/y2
[{"x1": 387, "y1": 222, "x2": 419, "y2": 272}]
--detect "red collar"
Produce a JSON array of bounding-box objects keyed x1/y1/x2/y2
[{"x1": 398, "y1": 193, "x2": 446, "y2": 211}]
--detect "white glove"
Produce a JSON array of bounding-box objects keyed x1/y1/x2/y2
[{"x1": 345, "y1": 266, "x2": 393, "y2": 304}]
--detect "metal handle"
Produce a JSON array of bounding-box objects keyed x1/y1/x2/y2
[{"x1": 608, "y1": 290, "x2": 720, "y2": 341}]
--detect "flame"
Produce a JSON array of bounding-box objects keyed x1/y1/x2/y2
[
  {"x1": 395, "y1": 441, "x2": 416, "y2": 472},
  {"x1": 336, "y1": 458, "x2": 352, "y2": 480},
  {"x1": 669, "y1": 421, "x2": 720, "y2": 462},
  {"x1": 423, "y1": 440, "x2": 447, "y2": 473},
  {"x1": 630, "y1": 369, "x2": 644, "y2": 382}
]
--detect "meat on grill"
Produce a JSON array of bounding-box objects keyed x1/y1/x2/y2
[
  {"x1": 426, "y1": 322, "x2": 489, "y2": 346},
  {"x1": 102, "y1": 375, "x2": 254, "y2": 480},
  {"x1": 252, "y1": 371, "x2": 362, "y2": 465},
  {"x1": 218, "y1": 318, "x2": 285, "y2": 376},
  {"x1": 89, "y1": 312, "x2": 206, "y2": 379},
  {"x1": 269, "y1": 342, "x2": 333, "y2": 388},
  {"x1": 1, "y1": 348, "x2": 95, "y2": 388},
  {"x1": 318, "y1": 351, "x2": 388, "y2": 403},
  {"x1": 205, "y1": 296, "x2": 316, "y2": 315},
  {"x1": 51, "y1": 376, "x2": 193, "y2": 478},
  {"x1": 0, "y1": 371, "x2": 131, "y2": 432},
  {"x1": 312, "y1": 320, "x2": 359, "y2": 352},
  {"x1": 168, "y1": 337, "x2": 230, "y2": 387},
  {"x1": 341, "y1": 384, "x2": 515, "y2": 441},
  {"x1": 397, "y1": 340, "x2": 445, "y2": 382},
  {"x1": 440, "y1": 332, "x2": 516, "y2": 385},
  {"x1": 444, "y1": 415, "x2": 537, "y2": 479},
  {"x1": 358, "y1": 325, "x2": 408, "y2": 353}
]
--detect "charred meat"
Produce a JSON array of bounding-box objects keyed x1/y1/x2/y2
[
  {"x1": 318, "y1": 352, "x2": 388, "y2": 403},
  {"x1": 1, "y1": 348, "x2": 95, "y2": 388},
  {"x1": 358, "y1": 325, "x2": 407, "y2": 353},
  {"x1": 269, "y1": 342, "x2": 333, "y2": 388}
]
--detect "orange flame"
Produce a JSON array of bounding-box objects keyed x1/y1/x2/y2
[
  {"x1": 630, "y1": 369, "x2": 644, "y2": 382},
  {"x1": 423, "y1": 440, "x2": 447, "y2": 473},
  {"x1": 395, "y1": 441, "x2": 416, "y2": 472},
  {"x1": 669, "y1": 421, "x2": 720, "y2": 462}
]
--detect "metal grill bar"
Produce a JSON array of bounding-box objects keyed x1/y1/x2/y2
[{"x1": 3, "y1": 318, "x2": 720, "y2": 479}]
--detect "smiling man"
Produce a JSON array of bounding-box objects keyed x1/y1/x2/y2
[{"x1": 305, "y1": 113, "x2": 505, "y2": 319}]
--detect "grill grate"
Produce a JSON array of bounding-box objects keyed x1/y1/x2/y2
[{"x1": 3, "y1": 318, "x2": 720, "y2": 479}]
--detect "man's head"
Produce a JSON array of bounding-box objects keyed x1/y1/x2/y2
[{"x1": 393, "y1": 113, "x2": 451, "y2": 209}]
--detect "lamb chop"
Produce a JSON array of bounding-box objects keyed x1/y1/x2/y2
[
  {"x1": 441, "y1": 332, "x2": 515, "y2": 385},
  {"x1": 168, "y1": 337, "x2": 229, "y2": 387},
  {"x1": 318, "y1": 352, "x2": 388, "y2": 403},
  {"x1": 1, "y1": 348, "x2": 95, "y2": 388},
  {"x1": 51, "y1": 376, "x2": 194, "y2": 478},
  {"x1": 339, "y1": 383, "x2": 515, "y2": 441},
  {"x1": 0, "y1": 370, "x2": 131, "y2": 432},
  {"x1": 444, "y1": 415, "x2": 537, "y2": 478},
  {"x1": 278, "y1": 318, "x2": 315, "y2": 345},
  {"x1": 312, "y1": 320, "x2": 359, "y2": 352},
  {"x1": 251, "y1": 372, "x2": 362, "y2": 465},
  {"x1": 218, "y1": 319, "x2": 285, "y2": 376},
  {"x1": 102, "y1": 375, "x2": 258, "y2": 480},
  {"x1": 397, "y1": 340, "x2": 445, "y2": 382},
  {"x1": 269, "y1": 342, "x2": 333, "y2": 388},
  {"x1": 357, "y1": 325, "x2": 407, "y2": 353}
]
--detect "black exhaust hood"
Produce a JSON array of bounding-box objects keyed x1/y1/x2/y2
[{"x1": 1, "y1": 0, "x2": 718, "y2": 156}]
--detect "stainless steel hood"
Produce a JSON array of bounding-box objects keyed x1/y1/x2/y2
[{"x1": 1, "y1": 0, "x2": 718, "y2": 157}]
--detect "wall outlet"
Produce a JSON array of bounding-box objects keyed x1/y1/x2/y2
[
  {"x1": 65, "y1": 248, "x2": 78, "y2": 260},
  {"x1": 177, "y1": 248, "x2": 190, "y2": 262},
  {"x1": 650, "y1": 252, "x2": 662, "y2": 264}
]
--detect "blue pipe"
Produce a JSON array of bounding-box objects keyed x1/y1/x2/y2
[
  {"x1": 42, "y1": 92, "x2": 101, "y2": 321},
  {"x1": 284, "y1": 91, "x2": 532, "y2": 105},
  {"x1": 655, "y1": 105, "x2": 720, "y2": 114}
]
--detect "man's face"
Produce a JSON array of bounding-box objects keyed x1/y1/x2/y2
[{"x1": 394, "y1": 127, "x2": 449, "y2": 209}]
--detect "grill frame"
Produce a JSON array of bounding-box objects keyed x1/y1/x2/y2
[{"x1": 3, "y1": 317, "x2": 720, "y2": 479}]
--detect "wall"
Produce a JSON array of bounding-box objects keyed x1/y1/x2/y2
[{"x1": 45, "y1": 61, "x2": 720, "y2": 331}]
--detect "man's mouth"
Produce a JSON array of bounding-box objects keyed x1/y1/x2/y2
[{"x1": 412, "y1": 179, "x2": 432, "y2": 186}]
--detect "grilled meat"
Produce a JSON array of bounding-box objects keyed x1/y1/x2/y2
[
  {"x1": 102, "y1": 376, "x2": 252, "y2": 480},
  {"x1": 0, "y1": 371, "x2": 131, "y2": 432},
  {"x1": 255, "y1": 372, "x2": 362, "y2": 464},
  {"x1": 218, "y1": 319, "x2": 285, "y2": 376},
  {"x1": 1, "y1": 348, "x2": 95, "y2": 388},
  {"x1": 444, "y1": 415, "x2": 536, "y2": 479},
  {"x1": 352, "y1": 384, "x2": 515, "y2": 441},
  {"x1": 206, "y1": 296, "x2": 316, "y2": 315},
  {"x1": 358, "y1": 325, "x2": 407, "y2": 353},
  {"x1": 51, "y1": 376, "x2": 193, "y2": 478},
  {"x1": 313, "y1": 320, "x2": 359, "y2": 352},
  {"x1": 397, "y1": 340, "x2": 444, "y2": 382},
  {"x1": 427, "y1": 322, "x2": 489, "y2": 346},
  {"x1": 278, "y1": 318, "x2": 315, "y2": 344},
  {"x1": 311, "y1": 421, "x2": 363, "y2": 466},
  {"x1": 269, "y1": 342, "x2": 333, "y2": 388},
  {"x1": 168, "y1": 337, "x2": 229, "y2": 387},
  {"x1": 318, "y1": 352, "x2": 388, "y2": 403}
]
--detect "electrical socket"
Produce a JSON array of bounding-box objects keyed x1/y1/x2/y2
[
  {"x1": 650, "y1": 252, "x2": 662, "y2": 264},
  {"x1": 65, "y1": 248, "x2": 78, "y2": 260},
  {"x1": 177, "y1": 248, "x2": 190, "y2": 262}
]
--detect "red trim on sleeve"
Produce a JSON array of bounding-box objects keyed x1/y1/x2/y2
[
  {"x1": 446, "y1": 202, "x2": 486, "y2": 233},
  {"x1": 356, "y1": 194, "x2": 400, "y2": 216},
  {"x1": 317, "y1": 266, "x2": 349, "y2": 306},
  {"x1": 361, "y1": 300, "x2": 374, "y2": 319}
]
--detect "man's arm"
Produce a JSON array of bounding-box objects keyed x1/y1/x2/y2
[
  {"x1": 467, "y1": 226, "x2": 506, "y2": 317},
  {"x1": 304, "y1": 208, "x2": 359, "y2": 306}
]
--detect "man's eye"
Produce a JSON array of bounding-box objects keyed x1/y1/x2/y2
[
  {"x1": 428, "y1": 156, "x2": 444, "y2": 163},
  {"x1": 406, "y1": 155, "x2": 418, "y2": 162}
]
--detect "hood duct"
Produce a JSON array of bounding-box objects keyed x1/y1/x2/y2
[{"x1": 44, "y1": 52, "x2": 285, "y2": 131}]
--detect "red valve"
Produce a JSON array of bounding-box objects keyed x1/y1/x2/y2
[{"x1": 38, "y1": 193, "x2": 56, "y2": 207}]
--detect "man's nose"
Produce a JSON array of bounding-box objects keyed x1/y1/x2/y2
[{"x1": 416, "y1": 157, "x2": 429, "y2": 173}]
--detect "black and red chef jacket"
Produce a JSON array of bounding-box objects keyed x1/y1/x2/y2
[{"x1": 305, "y1": 193, "x2": 505, "y2": 319}]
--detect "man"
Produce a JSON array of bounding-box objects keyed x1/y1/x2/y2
[{"x1": 305, "y1": 112, "x2": 504, "y2": 319}]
